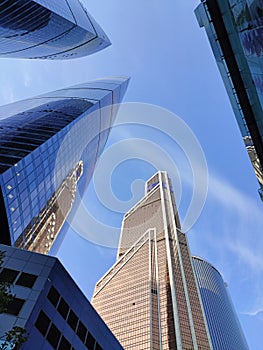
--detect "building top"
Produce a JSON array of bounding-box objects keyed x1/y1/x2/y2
[
  {"x1": 0, "y1": 0, "x2": 111, "y2": 59},
  {"x1": 123, "y1": 171, "x2": 168, "y2": 219},
  {"x1": 192, "y1": 255, "x2": 223, "y2": 281}
]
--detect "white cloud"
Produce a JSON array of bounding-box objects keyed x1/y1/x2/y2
[
  {"x1": 209, "y1": 173, "x2": 262, "y2": 218},
  {"x1": 242, "y1": 309, "x2": 263, "y2": 317}
]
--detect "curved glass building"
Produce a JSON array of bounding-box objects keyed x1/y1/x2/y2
[
  {"x1": 193, "y1": 256, "x2": 249, "y2": 350},
  {"x1": 0, "y1": 0, "x2": 111, "y2": 59},
  {"x1": 0, "y1": 77, "x2": 130, "y2": 253}
]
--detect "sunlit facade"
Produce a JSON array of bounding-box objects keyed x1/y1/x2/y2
[
  {"x1": 0, "y1": 77, "x2": 129, "y2": 253},
  {"x1": 0, "y1": 0, "x2": 110, "y2": 59},
  {"x1": 92, "y1": 171, "x2": 212, "y2": 350},
  {"x1": 195, "y1": 0, "x2": 263, "y2": 200},
  {"x1": 193, "y1": 256, "x2": 249, "y2": 350},
  {"x1": 19, "y1": 161, "x2": 83, "y2": 254}
]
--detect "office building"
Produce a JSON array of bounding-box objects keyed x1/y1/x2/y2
[
  {"x1": 0, "y1": 0, "x2": 110, "y2": 59},
  {"x1": 0, "y1": 244, "x2": 123, "y2": 350},
  {"x1": 0, "y1": 77, "x2": 129, "y2": 253},
  {"x1": 92, "y1": 171, "x2": 212, "y2": 350},
  {"x1": 193, "y1": 256, "x2": 249, "y2": 350},
  {"x1": 195, "y1": 0, "x2": 263, "y2": 200}
]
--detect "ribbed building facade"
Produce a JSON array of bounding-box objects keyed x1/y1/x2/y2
[
  {"x1": 193, "y1": 256, "x2": 249, "y2": 350},
  {"x1": 92, "y1": 171, "x2": 212, "y2": 350},
  {"x1": 0, "y1": 0, "x2": 110, "y2": 59},
  {"x1": 195, "y1": 0, "x2": 263, "y2": 200},
  {"x1": 0, "y1": 77, "x2": 129, "y2": 253}
]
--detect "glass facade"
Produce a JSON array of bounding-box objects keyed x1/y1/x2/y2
[
  {"x1": 0, "y1": 244, "x2": 123, "y2": 350},
  {"x1": 92, "y1": 171, "x2": 212, "y2": 349},
  {"x1": 193, "y1": 256, "x2": 249, "y2": 350},
  {"x1": 0, "y1": 0, "x2": 110, "y2": 59},
  {"x1": 0, "y1": 77, "x2": 130, "y2": 252},
  {"x1": 195, "y1": 0, "x2": 263, "y2": 199}
]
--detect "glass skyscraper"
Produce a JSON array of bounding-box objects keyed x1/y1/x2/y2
[
  {"x1": 92, "y1": 171, "x2": 212, "y2": 350},
  {"x1": 0, "y1": 77, "x2": 129, "y2": 253},
  {"x1": 0, "y1": 0, "x2": 110, "y2": 59},
  {"x1": 195, "y1": 0, "x2": 263, "y2": 200},
  {"x1": 193, "y1": 256, "x2": 249, "y2": 350}
]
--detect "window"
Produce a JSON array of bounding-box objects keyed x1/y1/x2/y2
[
  {"x1": 47, "y1": 323, "x2": 61, "y2": 348},
  {"x1": 0, "y1": 268, "x2": 19, "y2": 283},
  {"x1": 67, "y1": 309, "x2": 78, "y2": 331},
  {"x1": 77, "y1": 320, "x2": 87, "y2": 343},
  {"x1": 57, "y1": 297, "x2": 69, "y2": 319},
  {"x1": 47, "y1": 285, "x2": 60, "y2": 307},
  {"x1": 16, "y1": 272, "x2": 37, "y2": 288},
  {"x1": 58, "y1": 335, "x2": 71, "y2": 350},
  {"x1": 35, "y1": 310, "x2": 51, "y2": 336},
  {"x1": 85, "y1": 333, "x2": 95, "y2": 350},
  {"x1": 5, "y1": 298, "x2": 25, "y2": 316},
  {"x1": 95, "y1": 343, "x2": 103, "y2": 350}
]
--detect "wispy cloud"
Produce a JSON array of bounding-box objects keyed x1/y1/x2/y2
[
  {"x1": 226, "y1": 238, "x2": 263, "y2": 272},
  {"x1": 209, "y1": 173, "x2": 262, "y2": 218},
  {"x1": 198, "y1": 173, "x2": 263, "y2": 317},
  {"x1": 242, "y1": 309, "x2": 263, "y2": 317},
  {"x1": 207, "y1": 173, "x2": 263, "y2": 270}
]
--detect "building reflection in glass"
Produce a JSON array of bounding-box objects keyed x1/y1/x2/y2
[{"x1": 0, "y1": 77, "x2": 130, "y2": 252}]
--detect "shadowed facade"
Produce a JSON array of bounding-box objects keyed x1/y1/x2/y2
[{"x1": 195, "y1": 0, "x2": 263, "y2": 200}]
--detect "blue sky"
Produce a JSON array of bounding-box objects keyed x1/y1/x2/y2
[{"x1": 0, "y1": 0, "x2": 262, "y2": 348}]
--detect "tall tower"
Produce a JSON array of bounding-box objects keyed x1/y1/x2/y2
[
  {"x1": 92, "y1": 171, "x2": 212, "y2": 350},
  {"x1": 0, "y1": 0, "x2": 110, "y2": 59},
  {"x1": 0, "y1": 77, "x2": 129, "y2": 253},
  {"x1": 193, "y1": 256, "x2": 249, "y2": 350},
  {"x1": 195, "y1": 0, "x2": 263, "y2": 200}
]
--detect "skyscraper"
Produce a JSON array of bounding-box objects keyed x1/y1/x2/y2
[
  {"x1": 195, "y1": 0, "x2": 263, "y2": 200},
  {"x1": 0, "y1": 0, "x2": 110, "y2": 59},
  {"x1": 193, "y1": 256, "x2": 249, "y2": 350},
  {"x1": 92, "y1": 171, "x2": 212, "y2": 350},
  {"x1": 0, "y1": 244, "x2": 123, "y2": 350},
  {"x1": 0, "y1": 77, "x2": 129, "y2": 253}
]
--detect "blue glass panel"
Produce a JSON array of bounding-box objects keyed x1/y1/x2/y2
[{"x1": 0, "y1": 0, "x2": 110, "y2": 59}]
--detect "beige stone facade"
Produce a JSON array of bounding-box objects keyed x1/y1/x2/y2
[{"x1": 92, "y1": 171, "x2": 212, "y2": 349}]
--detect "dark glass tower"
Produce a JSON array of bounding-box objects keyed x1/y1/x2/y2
[
  {"x1": 0, "y1": 77, "x2": 129, "y2": 253},
  {"x1": 92, "y1": 171, "x2": 212, "y2": 350},
  {"x1": 195, "y1": 0, "x2": 263, "y2": 200},
  {"x1": 0, "y1": 244, "x2": 123, "y2": 350},
  {"x1": 193, "y1": 256, "x2": 249, "y2": 350},
  {"x1": 0, "y1": 0, "x2": 110, "y2": 59}
]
